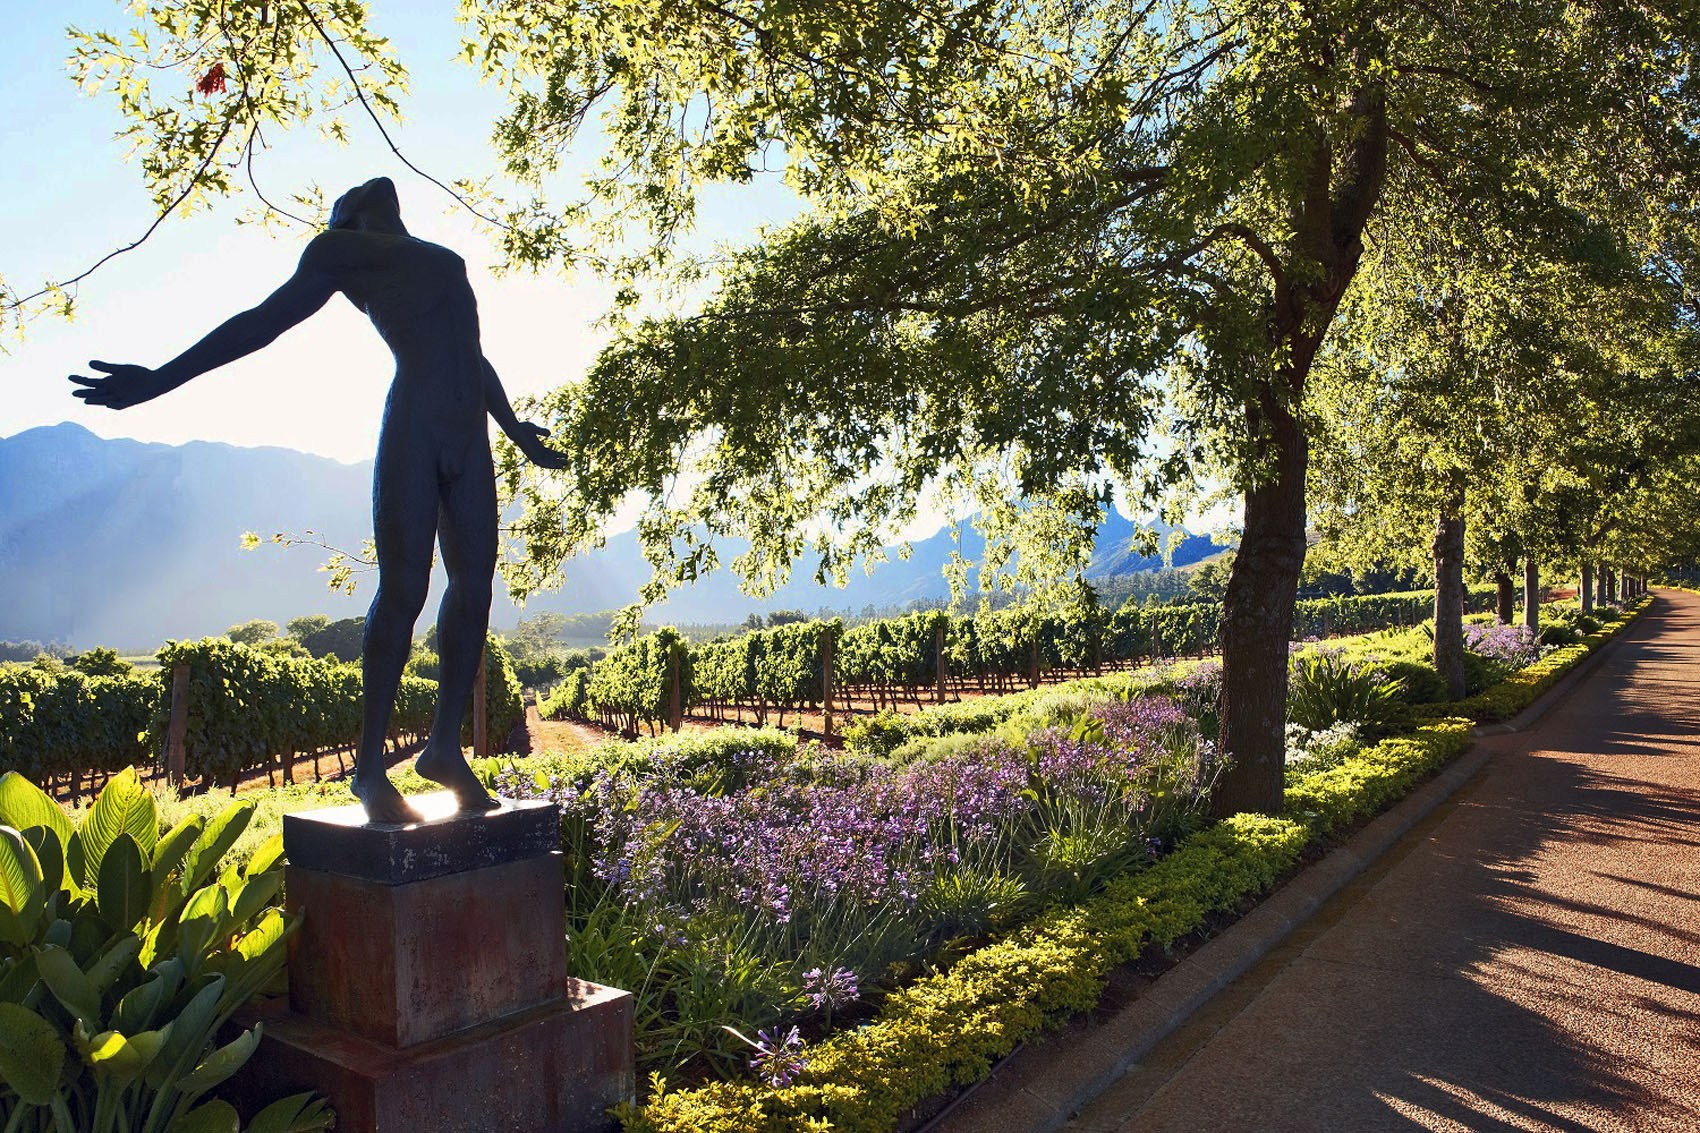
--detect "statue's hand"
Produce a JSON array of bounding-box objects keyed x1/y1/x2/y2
[
  {"x1": 511, "y1": 421, "x2": 569, "y2": 470},
  {"x1": 68, "y1": 361, "x2": 166, "y2": 410}
]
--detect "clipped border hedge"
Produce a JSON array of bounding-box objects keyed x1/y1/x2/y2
[
  {"x1": 1429, "y1": 596, "x2": 1650, "y2": 723},
  {"x1": 618, "y1": 597, "x2": 1653, "y2": 1132}
]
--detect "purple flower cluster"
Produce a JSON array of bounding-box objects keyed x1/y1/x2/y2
[
  {"x1": 748, "y1": 1026, "x2": 807, "y2": 1087},
  {"x1": 1463, "y1": 622, "x2": 1543, "y2": 668},
  {"x1": 801, "y1": 966, "x2": 860, "y2": 1012}
]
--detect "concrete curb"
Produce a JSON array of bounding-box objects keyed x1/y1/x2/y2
[{"x1": 926, "y1": 602, "x2": 1653, "y2": 1133}]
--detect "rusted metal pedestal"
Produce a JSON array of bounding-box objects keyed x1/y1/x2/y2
[{"x1": 231, "y1": 793, "x2": 634, "y2": 1132}]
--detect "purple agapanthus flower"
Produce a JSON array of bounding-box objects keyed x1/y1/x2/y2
[
  {"x1": 750, "y1": 1025, "x2": 808, "y2": 1087},
  {"x1": 802, "y1": 966, "x2": 860, "y2": 1012}
]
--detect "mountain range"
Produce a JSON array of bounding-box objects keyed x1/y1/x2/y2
[{"x1": 0, "y1": 422, "x2": 1224, "y2": 649}]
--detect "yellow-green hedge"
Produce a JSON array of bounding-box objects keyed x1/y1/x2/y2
[
  {"x1": 1437, "y1": 596, "x2": 1650, "y2": 723},
  {"x1": 620, "y1": 719, "x2": 1475, "y2": 1133}
]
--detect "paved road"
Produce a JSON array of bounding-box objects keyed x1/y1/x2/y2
[{"x1": 1069, "y1": 590, "x2": 1700, "y2": 1133}]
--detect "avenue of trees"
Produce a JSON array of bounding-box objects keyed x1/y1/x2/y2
[{"x1": 12, "y1": 2, "x2": 1700, "y2": 814}]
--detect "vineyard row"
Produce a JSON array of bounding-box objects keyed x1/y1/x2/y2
[
  {"x1": 542, "y1": 587, "x2": 1497, "y2": 735},
  {"x1": 0, "y1": 636, "x2": 525, "y2": 796}
]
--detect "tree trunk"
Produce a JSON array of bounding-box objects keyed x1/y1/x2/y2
[
  {"x1": 1494, "y1": 571, "x2": 1515, "y2": 625},
  {"x1": 1606, "y1": 567, "x2": 1618, "y2": 603},
  {"x1": 1212, "y1": 407, "x2": 1307, "y2": 819},
  {"x1": 1523, "y1": 558, "x2": 1540, "y2": 633},
  {"x1": 1434, "y1": 503, "x2": 1467, "y2": 700},
  {"x1": 1597, "y1": 565, "x2": 1610, "y2": 608},
  {"x1": 1580, "y1": 562, "x2": 1594, "y2": 613}
]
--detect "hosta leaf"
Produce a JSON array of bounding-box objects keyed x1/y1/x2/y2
[
  {"x1": 79, "y1": 769, "x2": 157, "y2": 887},
  {"x1": 33, "y1": 945, "x2": 98, "y2": 1028},
  {"x1": 243, "y1": 832, "x2": 284, "y2": 879},
  {"x1": 245, "y1": 1092, "x2": 335, "y2": 1133},
  {"x1": 0, "y1": 775, "x2": 70, "y2": 852},
  {"x1": 82, "y1": 1028, "x2": 146, "y2": 1084},
  {"x1": 229, "y1": 871, "x2": 282, "y2": 929},
  {"x1": 151, "y1": 976, "x2": 222, "y2": 1088},
  {"x1": 164, "y1": 1098, "x2": 240, "y2": 1133},
  {"x1": 0, "y1": 828, "x2": 45, "y2": 946},
  {"x1": 176, "y1": 884, "x2": 229, "y2": 971},
  {"x1": 181, "y1": 802, "x2": 254, "y2": 896},
  {"x1": 98, "y1": 832, "x2": 150, "y2": 934},
  {"x1": 113, "y1": 974, "x2": 167, "y2": 1034},
  {"x1": 173, "y1": 1024, "x2": 259, "y2": 1096},
  {"x1": 235, "y1": 908, "x2": 287, "y2": 967},
  {"x1": 22, "y1": 828, "x2": 64, "y2": 900},
  {"x1": 86, "y1": 935, "x2": 142, "y2": 995},
  {"x1": 0, "y1": 1001, "x2": 67, "y2": 1106},
  {"x1": 150, "y1": 816, "x2": 205, "y2": 902}
]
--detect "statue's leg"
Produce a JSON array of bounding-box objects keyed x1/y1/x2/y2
[
  {"x1": 351, "y1": 442, "x2": 440, "y2": 824},
  {"x1": 414, "y1": 440, "x2": 499, "y2": 809}
]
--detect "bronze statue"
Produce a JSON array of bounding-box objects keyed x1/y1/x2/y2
[{"x1": 69, "y1": 176, "x2": 566, "y2": 824}]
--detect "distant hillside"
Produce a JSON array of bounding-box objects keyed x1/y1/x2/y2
[{"x1": 0, "y1": 423, "x2": 1227, "y2": 648}]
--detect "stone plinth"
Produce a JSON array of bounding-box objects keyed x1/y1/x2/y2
[{"x1": 230, "y1": 792, "x2": 634, "y2": 1133}]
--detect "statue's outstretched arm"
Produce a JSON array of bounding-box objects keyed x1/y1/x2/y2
[
  {"x1": 482, "y1": 357, "x2": 568, "y2": 470},
  {"x1": 70, "y1": 237, "x2": 341, "y2": 410}
]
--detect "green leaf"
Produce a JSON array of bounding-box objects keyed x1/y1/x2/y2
[
  {"x1": 87, "y1": 935, "x2": 142, "y2": 995},
  {"x1": 82, "y1": 1028, "x2": 146, "y2": 1084},
  {"x1": 234, "y1": 908, "x2": 286, "y2": 965},
  {"x1": 79, "y1": 768, "x2": 157, "y2": 887},
  {"x1": 151, "y1": 816, "x2": 205, "y2": 899},
  {"x1": 0, "y1": 1000, "x2": 67, "y2": 1106},
  {"x1": 33, "y1": 945, "x2": 98, "y2": 1028},
  {"x1": 181, "y1": 802, "x2": 254, "y2": 897},
  {"x1": 173, "y1": 1024, "x2": 259, "y2": 1097},
  {"x1": 245, "y1": 1092, "x2": 334, "y2": 1133},
  {"x1": 0, "y1": 828, "x2": 45, "y2": 947},
  {"x1": 98, "y1": 832, "x2": 151, "y2": 934},
  {"x1": 164, "y1": 1098, "x2": 240, "y2": 1133},
  {"x1": 0, "y1": 953, "x2": 40, "y2": 1007},
  {"x1": 229, "y1": 871, "x2": 282, "y2": 930},
  {"x1": 0, "y1": 774, "x2": 71, "y2": 852},
  {"x1": 175, "y1": 884, "x2": 229, "y2": 971},
  {"x1": 22, "y1": 827, "x2": 65, "y2": 900},
  {"x1": 242, "y1": 832, "x2": 284, "y2": 879},
  {"x1": 150, "y1": 975, "x2": 222, "y2": 1089},
  {"x1": 113, "y1": 974, "x2": 167, "y2": 1034}
]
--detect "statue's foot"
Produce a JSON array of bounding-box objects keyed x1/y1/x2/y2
[
  {"x1": 415, "y1": 744, "x2": 501, "y2": 813},
  {"x1": 351, "y1": 773, "x2": 421, "y2": 825}
]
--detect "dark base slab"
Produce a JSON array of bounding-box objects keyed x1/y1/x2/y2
[
  {"x1": 281, "y1": 793, "x2": 559, "y2": 885},
  {"x1": 285, "y1": 854, "x2": 569, "y2": 1048},
  {"x1": 231, "y1": 979, "x2": 634, "y2": 1133}
]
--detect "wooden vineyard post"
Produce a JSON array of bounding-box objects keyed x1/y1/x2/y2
[
  {"x1": 166, "y1": 662, "x2": 189, "y2": 788},
  {"x1": 473, "y1": 645, "x2": 489, "y2": 758},
  {"x1": 934, "y1": 622, "x2": 948, "y2": 704},
  {"x1": 820, "y1": 632, "x2": 835, "y2": 737},
  {"x1": 666, "y1": 646, "x2": 683, "y2": 733}
]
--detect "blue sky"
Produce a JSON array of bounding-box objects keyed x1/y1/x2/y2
[{"x1": 0, "y1": 3, "x2": 801, "y2": 464}]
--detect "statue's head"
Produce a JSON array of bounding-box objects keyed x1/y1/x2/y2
[{"x1": 329, "y1": 177, "x2": 407, "y2": 235}]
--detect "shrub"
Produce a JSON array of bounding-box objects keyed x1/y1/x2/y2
[
  {"x1": 0, "y1": 770, "x2": 332, "y2": 1132},
  {"x1": 1287, "y1": 653, "x2": 1402, "y2": 733},
  {"x1": 1376, "y1": 659, "x2": 1448, "y2": 704}
]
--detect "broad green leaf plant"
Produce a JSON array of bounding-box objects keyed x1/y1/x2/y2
[{"x1": 0, "y1": 770, "x2": 331, "y2": 1133}]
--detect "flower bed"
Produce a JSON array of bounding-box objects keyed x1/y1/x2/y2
[
  {"x1": 499, "y1": 696, "x2": 1219, "y2": 1078},
  {"x1": 1431, "y1": 597, "x2": 1648, "y2": 723},
  {"x1": 612, "y1": 595, "x2": 1655, "y2": 1131},
  {"x1": 622, "y1": 720, "x2": 1473, "y2": 1132}
]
